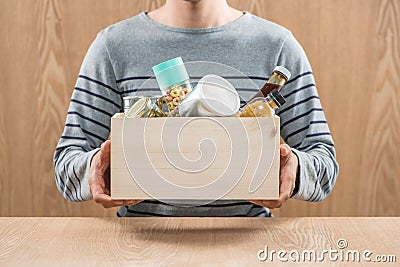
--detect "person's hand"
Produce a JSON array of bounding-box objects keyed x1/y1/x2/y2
[
  {"x1": 89, "y1": 140, "x2": 143, "y2": 208},
  {"x1": 249, "y1": 144, "x2": 298, "y2": 209}
]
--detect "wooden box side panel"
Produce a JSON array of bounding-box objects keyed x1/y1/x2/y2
[{"x1": 111, "y1": 117, "x2": 279, "y2": 200}]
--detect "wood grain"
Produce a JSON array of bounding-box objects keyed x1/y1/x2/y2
[
  {"x1": 0, "y1": 0, "x2": 399, "y2": 216},
  {"x1": 0, "y1": 62, "x2": 9, "y2": 215},
  {"x1": 358, "y1": 0, "x2": 400, "y2": 216},
  {"x1": 111, "y1": 117, "x2": 280, "y2": 200},
  {"x1": 31, "y1": 0, "x2": 70, "y2": 216},
  {"x1": 0, "y1": 217, "x2": 399, "y2": 266}
]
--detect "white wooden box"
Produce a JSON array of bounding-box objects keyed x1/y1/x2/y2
[{"x1": 111, "y1": 116, "x2": 279, "y2": 200}]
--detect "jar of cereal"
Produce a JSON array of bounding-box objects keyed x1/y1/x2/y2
[{"x1": 152, "y1": 57, "x2": 192, "y2": 112}]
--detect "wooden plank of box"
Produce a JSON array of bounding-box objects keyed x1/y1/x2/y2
[{"x1": 111, "y1": 116, "x2": 279, "y2": 200}]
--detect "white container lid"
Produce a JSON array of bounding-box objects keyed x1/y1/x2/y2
[{"x1": 197, "y1": 75, "x2": 240, "y2": 117}]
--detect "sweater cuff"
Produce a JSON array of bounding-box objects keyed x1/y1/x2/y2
[
  {"x1": 289, "y1": 148, "x2": 307, "y2": 201},
  {"x1": 81, "y1": 148, "x2": 101, "y2": 200}
]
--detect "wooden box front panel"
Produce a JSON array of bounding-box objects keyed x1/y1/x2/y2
[{"x1": 111, "y1": 117, "x2": 279, "y2": 200}]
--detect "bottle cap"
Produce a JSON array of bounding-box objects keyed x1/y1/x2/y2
[
  {"x1": 152, "y1": 57, "x2": 190, "y2": 91},
  {"x1": 273, "y1": 66, "x2": 291, "y2": 81},
  {"x1": 270, "y1": 89, "x2": 286, "y2": 107}
]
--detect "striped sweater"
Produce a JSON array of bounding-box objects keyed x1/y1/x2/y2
[{"x1": 54, "y1": 12, "x2": 338, "y2": 217}]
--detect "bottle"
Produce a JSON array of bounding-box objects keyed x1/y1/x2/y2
[
  {"x1": 250, "y1": 66, "x2": 291, "y2": 101},
  {"x1": 239, "y1": 89, "x2": 286, "y2": 117},
  {"x1": 152, "y1": 57, "x2": 193, "y2": 112}
]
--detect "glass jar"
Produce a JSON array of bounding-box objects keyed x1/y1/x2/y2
[
  {"x1": 125, "y1": 97, "x2": 167, "y2": 118},
  {"x1": 123, "y1": 96, "x2": 144, "y2": 115},
  {"x1": 152, "y1": 57, "x2": 192, "y2": 112}
]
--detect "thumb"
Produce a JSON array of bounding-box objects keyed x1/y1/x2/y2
[
  {"x1": 99, "y1": 140, "x2": 111, "y2": 165},
  {"x1": 280, "y1": 144, "x2": 291, "y2": 169},
  {"x1": 100, "y1": 140, "x2": 111, "y2": 155},
  {"x1": 280, "y1": 144, "x2": 291, "y2": 157}
]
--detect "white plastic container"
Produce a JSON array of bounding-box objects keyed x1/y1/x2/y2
[{"x1": 177, "y1": 75, "x2": 240, "y2": 117}]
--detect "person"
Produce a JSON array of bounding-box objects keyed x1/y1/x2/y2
[{"x1": 54, "y1": 0, "x2": 338, "y2": 217}]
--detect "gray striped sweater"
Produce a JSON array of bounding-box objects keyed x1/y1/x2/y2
[{"x1": 54, "y1": 12, "x2": 338, "y2": 217}]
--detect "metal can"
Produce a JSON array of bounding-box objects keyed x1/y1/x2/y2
[
  {"x1": 123, "y1": 96, "x2": 143, "y2": 115},
  {"x1": 125, "y1": 97, "x2": 167, "y2": 118}
]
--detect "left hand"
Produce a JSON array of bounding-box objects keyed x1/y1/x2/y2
[
  {"x1": 89, "y1": 140, "x2": 143, "y2": 208},
  {"x1": 249, "y1": 144, "x2": 298, "y2": 209}
]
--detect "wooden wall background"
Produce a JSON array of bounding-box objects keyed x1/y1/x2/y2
[{"x1": 0, "y1": 0, "x2": 399, "y2": 217}]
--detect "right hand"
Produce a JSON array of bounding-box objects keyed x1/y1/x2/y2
[{"x1": 89, "y1": 140, "x2": 143, "y2": 208}]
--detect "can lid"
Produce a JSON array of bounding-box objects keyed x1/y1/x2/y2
[
  {"x1": 125, "y1": 97, "x2": 151, "y2": 118},
  {"x1": 273, "y1": 66, "x2": 291, "y2": 81},
  {"x1": 152, "y1": 57, "x2": 190, "y2": 91},
  {"x1": 123, "y1": 96, "x2": 143, "y2": 100},
  {"x1": 123, "y1": 96, "x2": 142, "y2": 107},
  {"x1": 270, "y1": 89, "x2": 286, "y2": 107}
]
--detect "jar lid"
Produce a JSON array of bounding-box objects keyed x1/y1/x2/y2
[
  {"x1": 152, "y1": 57, "x2": 190, "y2": 91},
  {"x1": 273, "y1": 66, "x2": 291, "y2": 81},
  {"x1": 123, "y1": 96, "x2": 143, "y2": 110},
  {"x1": 123, "y1": 96, "x2": 143, "y2": 100},
  {"x1": 197, "y1": 74, "x2": 240, "y2": 116},
  {"x1": 125, "y1": 97, "x2": 151, "y2": 118},
  {"x1": 270, "y1": 89, "x2": 286, "y2": 107}
]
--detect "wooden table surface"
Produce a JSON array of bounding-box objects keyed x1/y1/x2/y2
[{"x1": 0, "y1": 217, "x2": 398, "y2": 266}]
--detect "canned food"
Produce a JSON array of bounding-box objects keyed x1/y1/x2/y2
[
  {"x1": 123, "y1": 96, "x2": 144, "y2": 115},
  {"x1": 125, "y1": 97, "x2": 167, "y2": 118}
]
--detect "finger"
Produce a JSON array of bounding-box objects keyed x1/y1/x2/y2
[
  {"x1": 248, "y1": 200, "x2": 265, "y2": 206},
  {"x1": 123, "y1": 200, "x2": 144, "y2": 206},
  {"x1": 94, "y1": 140, "x2": 111, "y2": 173},
  {"x1": 101, "y1": 140, "x2": 111, "y2": 154},
  {"x1": 100, "y1": 140, "x2": 111, "y2": 161},
  {"x1": 89, "y1": 178, "x2": 106, "y2": 195},
  {"x1": 279, "y1": 169, "x2": 293, "y2": 201},
  {"x1": 280, "y1": 136, "x2": 286, "y2": 144},
  {"x1": 260, "y1": 200, "x2": 283, "y2": 209},
  {"x1": 93, "y1": 192, "x2": 124, "y2": 208},
  {"x1": 280, "y1": 144, "x2": 291, "y2": 157},
  {"x1": 280, "y1": 144, "x2": 291, "y2": 168},
  {"x1": 249, "y1": 199, "x2": 282, "y2": 209}
]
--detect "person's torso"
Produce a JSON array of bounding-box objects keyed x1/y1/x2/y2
[{"x1": 101, "y1": 12, "x2": 290, "y2": 217}]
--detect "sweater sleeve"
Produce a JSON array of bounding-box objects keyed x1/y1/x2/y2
[
  {"x1": 276, "y1": 33, "x2": 339, "y2": 202},
  {"x1": 53, "y1": 31, "x2": 121, "y2": 201}
]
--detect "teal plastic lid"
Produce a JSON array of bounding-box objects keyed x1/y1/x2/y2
[{"x1": 152, "y1": 57, "x2": 189, "y2": 91}]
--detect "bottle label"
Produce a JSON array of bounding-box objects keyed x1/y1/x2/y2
[{"x1": 260, "y1": 83, "x2": 282, "y2": 97}]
